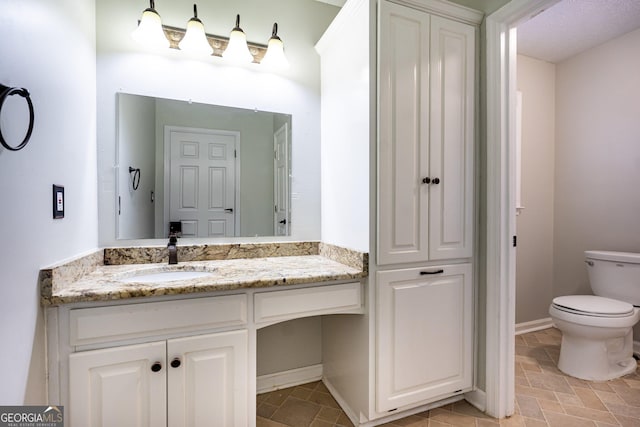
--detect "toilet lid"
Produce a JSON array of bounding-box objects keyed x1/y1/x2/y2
[{"x1": 552, "y1": 295, "x2": 635, "y2": 317}]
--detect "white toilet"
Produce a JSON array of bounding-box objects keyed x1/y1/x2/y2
[{"x1": 549, "y1": 250, "x2": 640, "y2": 381}]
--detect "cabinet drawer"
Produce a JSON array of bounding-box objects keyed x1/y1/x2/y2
[
  {"x1": 69, "y1": 295, "x2": 247, "y2": 346},
  {"x1": 254, "y1": 282, "x2": 362, "y2": 327}
]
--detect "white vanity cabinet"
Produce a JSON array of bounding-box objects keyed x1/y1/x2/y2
[
  {"x1": 63, "y1": 295, "x2": 249, "y2": 427},
  {"x1": 47, "y1": 279, "x2": 364, "y2": 427},
  {"x1": 69, "y1": 330, "x2": 247, "y2": 427},
  {"x1": 376, "y1": 264, "x2": 473, "y2": 412},
  {"x1": 377, "y1": 0, "x2": 475, "y2": 265}
]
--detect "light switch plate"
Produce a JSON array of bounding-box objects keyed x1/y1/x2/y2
[{"x1": 53, "y1": 184, "x2": 64, "y2": 219}]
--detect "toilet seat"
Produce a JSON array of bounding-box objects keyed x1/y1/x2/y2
[{"x1": 552, "y1": 295, "x2": 634, "y2": 318}]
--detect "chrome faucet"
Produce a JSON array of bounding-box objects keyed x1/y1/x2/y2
[{"x1": 167, "y1": 233, "x2": 178, "y2": 265}]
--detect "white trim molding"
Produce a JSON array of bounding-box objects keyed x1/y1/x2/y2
[
  {"x1": 484, "y1": 0, "x2": 561, "y2": 419},
  {"x1": 515, "y1": 318, "x2": 554, "y2": 335},
  {"x1": 256, "y1": 364, "x2": 323, "y2": 395}
]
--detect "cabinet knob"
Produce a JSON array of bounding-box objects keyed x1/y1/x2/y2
[
  {"x1": 171, "y1": 358, "x2": 182, "y2": 368},
  {"x1": 422, "y1": 177, "x2": 431, "y2": 184},
  {"x1": 151, "y1": 362, "x2": 162, "y2": 372},
  {"x1": 432, "y1": 177, "x2": 440, "y2": 184}
]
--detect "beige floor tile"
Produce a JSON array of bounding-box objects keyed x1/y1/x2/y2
[
  {"x1": 254, "y1": 329, "x2": 640, "y2": 427},
  {"x1": 537, "y1": 399, "x2": 564, "y2": 414},
  {"x1": 562, "y1": 404, "x2": 619, "y2": 425},
  {"x1": 515, "y1": 395, "x2": 545, "y2": 420},
  {"x1": 525, "y1": 371, "x2": 574, "y2": 394},
  {"x1": 515, "y1": 384, "x2": 557, "y2": 402},
  {"x1": 574, "y1": 386, "x2": 609, "y2": 411},
  {"x1": 613, "y1": 414, "x2": 640, "y2": 427},
  {"x1": 543, "y1": 411, "x2": 597, "y2": 427},
  {"x1": 270, "y1": 397, "x2": 321, "y2": 427}
]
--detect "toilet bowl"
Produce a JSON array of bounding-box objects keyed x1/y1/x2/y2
[{"x1": 549, "y1": 251, "x2": 640, "y2": 381}]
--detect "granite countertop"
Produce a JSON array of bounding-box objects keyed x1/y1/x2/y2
[{"x1": 40, "y1": 242, "x2": 368, "y2": 306}]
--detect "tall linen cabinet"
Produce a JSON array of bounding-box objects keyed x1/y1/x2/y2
[{"x1": 317, "y1": 0, "x2": 480, "y2": 424}]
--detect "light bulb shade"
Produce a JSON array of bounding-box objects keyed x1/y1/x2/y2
[
  {"x1": 222, "y1": 15, "x2": 254, "y2": 64},
  {"x1": 132, "y1": 7, "x2": 170, "y2": 49},
  {"x1": 178, "y1": 19, "x2": 213, "y2": 55},
  {"x1": 262, "y1": 36, "x2": 289, "y2": 69}
]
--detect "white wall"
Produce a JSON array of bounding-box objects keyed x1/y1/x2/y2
[
  {"x1": 316, "y1": 0, "x2": 371, "y2": 252},
  {"x1": 553, "y1": 28, "x2": 640, "y2": 298},
  {"x1": 515, "y1": 55, "x2": 555, "y2": 323},
  {"x1": 97, "y1": 0, "x2": 339, "y2": 246},
  {"x1": 0, "y1": 0, "x2": 97, "y2": 404}
]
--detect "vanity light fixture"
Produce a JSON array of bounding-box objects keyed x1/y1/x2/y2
[
  {"x1": 132, "y1": 2, "x2": 289, "y2": 67},
  {"x1": 261, "y1": 23, "x2": 290, "y2": 69},
  {"x1": 222, "y1": 15, "x2": 254, "y2": 64},
  {"x1": 177, "y1": 4, "x2": 213, "y2": 55},
  {"x1": 131, "y1": 0, "x2": 170, "y2": 49}
]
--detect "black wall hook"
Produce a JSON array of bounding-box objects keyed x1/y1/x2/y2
[{"x1": 0, "y1": 84, "x2": 34, "y2": 152}]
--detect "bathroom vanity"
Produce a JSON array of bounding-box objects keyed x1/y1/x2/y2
[{"x1": 41, "y1": 242, "x2": 367, "y2": 427}]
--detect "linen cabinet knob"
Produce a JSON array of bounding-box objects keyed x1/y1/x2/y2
[
  {"x1": 151, "y1": 362, "x2": 162, "y2": 372},
  {"x1": 432, "y1": 177, "x2": 440, "y2": 184},
  {"x1": 171, "y1": 358, "x2": 182, "y2": 368},
  {"x1": 422, "y1": 177, "x2": 431, "y2": 184}
]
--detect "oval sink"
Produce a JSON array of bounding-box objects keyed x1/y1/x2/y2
[{"x1": 120, "y1": 270, "x2": 214, "y2": 284}]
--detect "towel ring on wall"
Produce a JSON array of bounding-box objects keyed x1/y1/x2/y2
[
  {"x1": 129, "y1": 166, "x2": 141, "y2": 190},
  {"x1": 0, "y1": 84, "x2": 35, "y2": 152}
]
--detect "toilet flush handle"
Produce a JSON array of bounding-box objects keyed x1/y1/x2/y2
[{"x1": 585, "y1": 260, "x2": 594, "y2": 267}]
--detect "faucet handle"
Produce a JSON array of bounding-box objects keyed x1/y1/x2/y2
[{"x1": 168, "y1": 233, "x2": 178, "y2": 245}]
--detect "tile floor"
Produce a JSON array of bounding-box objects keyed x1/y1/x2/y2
[{"x1": 257, "y1": 328, "x2": 640, "y2": 426}]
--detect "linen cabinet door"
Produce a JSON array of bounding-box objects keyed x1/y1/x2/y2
[
  {"x1": 377, "y1": 0, "x2": 431, "y2": 265},
  {"x1": 428, "y1": 16, "x2": 475, "y2": 260},
  {"x1": 167, "y1": 330, "x2": 248, "y2": 427},
  {"x1": 376, "y1": 264, "x2": 473, "y2": 412},
  {"x1": 68, "y1": 341, "x2": 167, "y2": 427}
]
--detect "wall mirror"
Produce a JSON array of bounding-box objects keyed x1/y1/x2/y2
[{"x1": 117, "y1": 93, "x2": 292, "y2": 240}]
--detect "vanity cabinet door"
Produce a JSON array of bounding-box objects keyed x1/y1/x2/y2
[
  {"x1": 376, "y1": 264, "x2": 473, "y2": 412},
  {"x1": 167, "y1": 330, "x2": 248, "y2": 427},
  {"x1": 377, "y1": 0, "x2": 474, "y2": 265},
  {"x1": 68, "y1": 341, "x2": 167, "y2": 427}
]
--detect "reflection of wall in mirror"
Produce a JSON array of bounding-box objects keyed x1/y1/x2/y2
[
  {"x1": 117, "y1": 94, "x2": 156, "y2": 239},
  {"x1": 117, "y1": 94, "x2": 290, "y2": 239}
]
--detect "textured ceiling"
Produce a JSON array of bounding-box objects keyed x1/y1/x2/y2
[{"x1": 518, "y1": 0, "x2": 640, "y2": 63}]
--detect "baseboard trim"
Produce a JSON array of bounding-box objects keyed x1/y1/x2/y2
[
  {"x1": 322, "y1": 378, "x2": 362, "y2": 426},
  {"x1": 256, "y1": 364, "x2": 323, "y2": 394},
  {"x1": 515, "y1": 318, "x2": 554, "y2": 335},
  {"x1": 464, "y1": 389, "x2": 486, "y2": 412}
]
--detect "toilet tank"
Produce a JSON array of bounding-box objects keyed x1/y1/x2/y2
[{"x1": 585, "y1": 250, "x2": 640, "y2": 305}]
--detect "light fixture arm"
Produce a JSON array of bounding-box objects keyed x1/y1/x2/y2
[
  {"x1": 191, "y1": 4, "x2": 200, "y2": 22},
  {"x1": 233, "y1": 14, "x2": 243, "y2": 32},
  {"x1": 270, "y1": 23, "x2": 281, "y2": 41}
]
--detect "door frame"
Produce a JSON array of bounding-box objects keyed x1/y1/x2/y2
[
  {"x1": 484, "y1": 0, "x2": 560, "y2": 418},
  {"x1": 163, "y1": 125, "x2": 241, "y2": 237}
]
